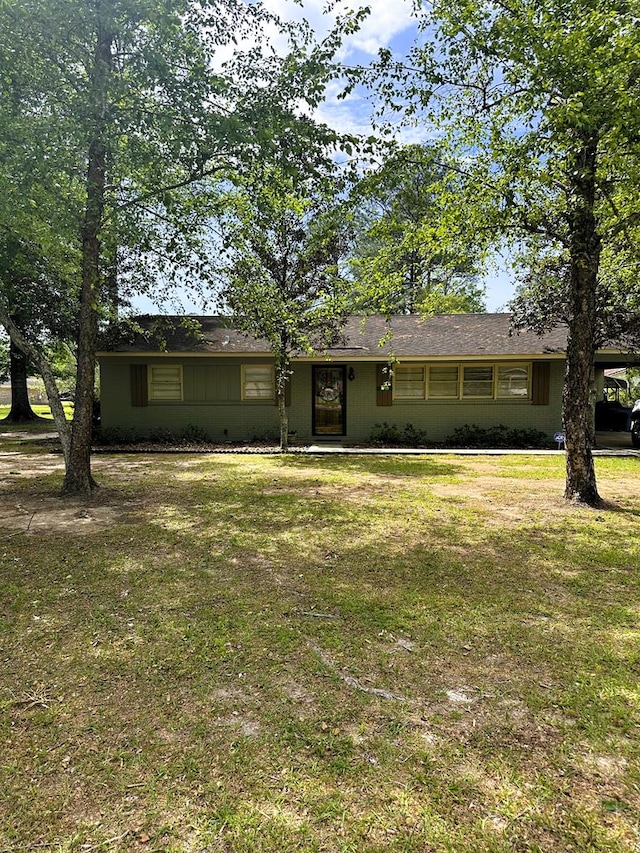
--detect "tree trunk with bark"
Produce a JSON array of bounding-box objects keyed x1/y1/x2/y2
[
  {"x1": 562, "y1": 135, "x2": 602, "y2": 506},
  {"x1": 276, "y1": 355, "x2": 289, "y2": 452},
  {"x1": 278, "y1": 387, "x2": 289, "y2": 452},
  {"x1": 5, "y1": 337, "x2": 44, "y2": 422},
  {"x1": 0, "y1": 308, "x2": 72, "y2": 463},
  {"x1": 62, "y1": 16, "x2": 112, "y2": 496}
]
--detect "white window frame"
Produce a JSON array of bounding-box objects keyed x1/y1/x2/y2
[
  {"x1": 148, "y1": 364, "x2": 183, "y2": 402},
  {"x1": 427, "y1": 364, "x2": 460, "y2": 399},
  {"x1": 393, "y1": 364, "x2": 426, "y2": 400},
  {"x1": 495, "y1": 363, "x2": 531, "y2": 399},
  {"x1": 391, "y1": 362, "x2": 532, "y2": 401},
  {"x1": 241, "y1": 364, "x2": 275, "y2": 401}
]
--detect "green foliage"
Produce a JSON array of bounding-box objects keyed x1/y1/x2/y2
[
  {"x1": 248, "y1": 426, "x2": 282, "y2": 445},
  {"x1": 215, "y1": 161, "x2": 353, "y2": 449},
  {"x1": 349, "y1": 144, "x2": 487, "y2": 315},
  {"x1": 0, "y1": 0, "x2": 351, "y2": 486},
  {"x1": 510, "y1": 242, "x2": 640, "y2": 350},
  {"x1": 369, "y1": 421, "x2": 430, "y2": 447},
  {"x1": 0, "y1": 339, "x2": 8, "y2": 384},
  {"x1": 217, "y1": 163, "x2": 352, "y2": 351},
  {"x1": 443, "y1": 423, "x2": 554, "y2": 449},
  {"x1": 368, "y1": 0, "x2": 640, "y2": 502},
  {"x1": 47, "y1": 343, "x2": 76, "y2": 391},
  {"x1": 95, "y1": 424, "x2": 213, "y2": 446},
  {"x1": 0, "y1": 231, "x2": 78, "y2": 347}
]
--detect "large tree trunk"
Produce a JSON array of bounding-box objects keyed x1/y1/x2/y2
[
  {"x1": 62, "y1": 15, "x2": 112, "y2": 496},
  {"x1": 0, "y1": 309, "x2": 72, "y2": 464},
  {"x1": 563, "y1": 136, "x2": 602, "y2": 506},
  {"x1": 5, "y1": 337, "x2": 44, "y2": 422}
]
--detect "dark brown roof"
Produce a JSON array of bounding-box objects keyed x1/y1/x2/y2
[{"x1": 102, "y1": 313, "x2": 570, "y2": 359}]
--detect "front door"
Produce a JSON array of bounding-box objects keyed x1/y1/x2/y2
[{"x1": 313, "y1": 365, "x2": 346, "y2": 436}]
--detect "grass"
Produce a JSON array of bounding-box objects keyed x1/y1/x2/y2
[
  {"x1": 0, "y1": 402, "x2": 75, "y2": 422},
  {"x1": 0, "y1": 445, "x2": 639, "y2": 851}
]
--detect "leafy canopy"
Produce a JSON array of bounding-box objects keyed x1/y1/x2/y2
[{"x1": 348, "y1": 144, "x2": 486, "y2": 315}]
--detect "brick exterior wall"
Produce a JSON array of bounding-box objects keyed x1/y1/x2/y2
[{"x1": 99, "y1": 356, "x2": 565, "y2": 444}]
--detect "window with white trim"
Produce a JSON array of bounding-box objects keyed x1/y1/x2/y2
[
  {"x1": 242, "y1": 365, "x2": 275, "y2": 400},
  {"x1": 462, "y1": 365, "x2": 494, "y2": 398},
  {"x1": 391, "y1": 362, "x2": 531, "y2": 401},
  {"x1": 496, "y1": 364, "x2": 530, "y2": 398},
  {"x1": 394, "y1": 365, "x2": 426, "y2": 399},
  {"x1": 148, "y1": 365, "x2": 183, "y2": 401}
]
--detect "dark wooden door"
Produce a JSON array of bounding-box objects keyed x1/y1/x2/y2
[{"x1": 312, "y1": 365, "x2": 346, "y2": 436}]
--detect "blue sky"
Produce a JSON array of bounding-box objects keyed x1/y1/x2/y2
[
  {"x1": 140, "y1": 0, "x2": 516, "y2": 314},
  {"x1": 261, "y1": 0, "x2": 517, "y2": 311}
]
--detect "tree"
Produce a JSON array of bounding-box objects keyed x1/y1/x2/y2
[
  {"x1": 0, "y1": 0, "x2": 339, "y2": 494},
  {"x1": 0, "y1": 230, "x2": 78, "y2": 423},
  {"x1": 349, "y1": 144, "x2": 486, "y2": 315},
  {"x1": 380, "y1": 0, "x2": 640, "y2": 504},
  {"x1": 215, "y1": 164, "x2": 352, "y2": 450}
]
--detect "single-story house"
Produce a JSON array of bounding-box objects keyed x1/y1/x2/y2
[{"x1": 97, "y1": 313, "x2": 634, "y2": 444}]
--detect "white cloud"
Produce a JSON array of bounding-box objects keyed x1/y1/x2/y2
[
  {"x1": 208, "y1": 0, "x2": 424, "y2": 141},
  {"x1": 264, "y1": 0, "x2": 416, "y2": 58}
]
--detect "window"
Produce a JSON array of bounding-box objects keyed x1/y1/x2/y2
[
  {"x1": 391, "y1": 361, "x2": 531, "y2": 401},
  {"x1": 428, "y1": 365, "x2": 459, "y2": 398},
  {"x1": 462, "y1": 365, "x2": 494, "y2": 398},
  {"x1": 148, "y1": 365, "x2": 183, "y2": 401},
  {"x1": 242, "y1": 365, "x2": 275, "y2": 400},
  {"x1": 394, "y1": 365, "x2": 426, "y2": 399},
  {"x1": 496, "y1": 364, "x2": 530, "y2": 398}
]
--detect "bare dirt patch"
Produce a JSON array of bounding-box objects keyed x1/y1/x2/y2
[{"x1": 0, "y1": 452, "x2": 178, "y2": 535}]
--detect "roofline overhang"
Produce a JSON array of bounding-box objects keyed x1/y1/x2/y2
[{"x1": 97, "y1": 350, "x2": 569, "y2": 361}]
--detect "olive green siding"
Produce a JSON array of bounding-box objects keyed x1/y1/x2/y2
[
  {"x1": 99, "y1": 357, "x2": 565, "y2": 443},
  {"x1": 100, "y1": 357, "x2": 280, "y2": 441}
]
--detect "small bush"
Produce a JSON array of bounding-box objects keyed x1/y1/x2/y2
[
  {"x1": 94, "y1": 424, "x2": 212, "y2": 446},
  {"x1": 93, "y1": 426, "x2": 138, "y2": 445},
  {"x1": 369, "y1": 422, "x2": 430, "y2": 447},
  {"x1": 180, "y1": 423, "x2": 212, "y2": 444},
  {"x1": 443, "y1": 423, "x2": 554, "y2": 449},
  {"x1": 248, "y1": 427, "x2": 281, "y2": 445}
]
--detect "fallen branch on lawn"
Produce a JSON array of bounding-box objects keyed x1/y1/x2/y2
[
  {"x1": 299, "y1": 610, "x2": 341, "y2": 619},
  {"x1": 1, "y1": 512, "x2": 36, "y2": 539},
  {"x1": 307, "y1": 639, "x2": 406, "y2": 702}
]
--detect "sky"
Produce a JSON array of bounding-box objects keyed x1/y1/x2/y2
[
  {"x1": 139, "y1": 0, "x2": 516, "y2": 314},
  {"x1": 261, "y1": 0, "x2": 517, "y2": 311},
  {"x1": 269, "y1": 0, "x2": 516, "y2": 311}
]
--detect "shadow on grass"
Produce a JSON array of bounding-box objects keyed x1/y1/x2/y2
[
  {"x1": 1, "y1": 452, "x2": 639, "y2": 851},
  {"x1": 280, "y1": 452, "x2": 467, "y2": 479}
]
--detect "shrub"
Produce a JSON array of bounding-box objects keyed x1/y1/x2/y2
[
  {"x1": 443, "y1": 423, "x2": 554, "y2": 449},
  {"x1": 248, "y1": 426, "x2": 281, "y2": 445},
  {"x1": 180, "y1": 423, "x2": 212, "y2": 444},
  {"x1": 94, "y1": 424, "x2": 212, "y2": 446},
  {"x1": 369, "y1": 422, "x2": 430, "y2": 447}
]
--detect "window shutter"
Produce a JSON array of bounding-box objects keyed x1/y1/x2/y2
[
  {"x1": 376, "y1": 363, "x2": 393, "y2": 407},
  {"x1": 130, "y1": 364, "x2": 148, "y2": 407},
  {"x1": 531, "y1": 361, "x2": 550, "y2": 405}
]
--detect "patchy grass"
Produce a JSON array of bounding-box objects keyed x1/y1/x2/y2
[{"x1": 0, "y1": 448, "x2": 639, "y2": 852}]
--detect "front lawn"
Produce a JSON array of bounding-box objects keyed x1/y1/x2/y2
[
  {"x1": 0, "y1": 402, "x2": 75, "y2": 421},
  {"x1": 1, "y1": 449, "x2": 639, "y2": 851}
]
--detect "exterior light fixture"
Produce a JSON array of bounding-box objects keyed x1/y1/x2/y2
[{"x1": 348, "y1": 367, "x2": 355, "y2": 381}]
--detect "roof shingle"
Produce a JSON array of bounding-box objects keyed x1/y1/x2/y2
[{"x1": 103, "y1": 313, "x2": 570, "y2": 359}]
